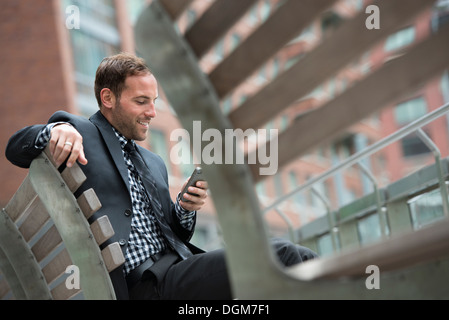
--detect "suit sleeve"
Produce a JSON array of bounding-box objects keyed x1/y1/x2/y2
[
  {"x1": 5, "y1": 111, "x2": 74, "y2": 168},
  {"x1": 5, "y1": 124, "x2": 48, "y2": 168}
]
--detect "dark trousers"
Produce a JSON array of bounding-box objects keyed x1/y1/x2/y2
[{"x1": 128, "y1": 238, "x2": 318, "y2": 300}]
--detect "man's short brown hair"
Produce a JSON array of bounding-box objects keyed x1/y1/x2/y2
[{"x1": 94, "y1": 52, "x2": 151, "y2": 108}]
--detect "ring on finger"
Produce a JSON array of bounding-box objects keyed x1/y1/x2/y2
[{"x1": 64, "y1": 141, "x2": 73, "y2": 147}]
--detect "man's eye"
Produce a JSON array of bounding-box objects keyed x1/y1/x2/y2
[{"x1": 136, "y1": 101, "x2": 145, "y2": 105}]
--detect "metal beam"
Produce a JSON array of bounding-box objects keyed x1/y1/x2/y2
[
  {"x1": 209, "y1": 0, "x2": 337, "y2": 99},
  {"x1": 185, "y1": 0, "x2": 257, "y2": 59},
  {"x1": 159, "y1": 0, "x2": 193, "y2": 20},
  {"x1": 249, "y1": 24, "x2": 449, "y2": 181},
  {"x1": 135, "y1": 1, "x2": 283, "y2": 299},
  {"x1": 229, "y1": 0, "x2": 435, "y2": 132}
]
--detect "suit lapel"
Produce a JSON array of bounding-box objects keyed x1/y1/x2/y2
[{"x1": 89, "y1": 111, "x2": 130, "y2": 191}]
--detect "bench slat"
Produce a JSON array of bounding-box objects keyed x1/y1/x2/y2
[
  {"x1": 51, "y1": 280, "x2": 81, "y2": 300},
  {"x1": 101, "y1": 242, "x2": 125, "y2": 272},
  {"x1": 90, "y1": 215, "x2": 115, "y2": 246},
  {"x1": 3, "y1": 176, "x2": 37, "y2": 223},
  {"x1": 77, "y1": 188, "x2": 102, "y2": 219},
  {"x1": 61, "y1": 164, "x2": 87, "y2": 193},
  {"x1": 32, "y1": 225, "x2": 63, "y2": 263},
  {"x1": 42, "y1": 248, "x2": 72, "y2": 285},
  {"x1": 18, "y1": 199, "x2": 50, "y2": 242}
]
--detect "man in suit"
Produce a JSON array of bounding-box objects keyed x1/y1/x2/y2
[{"x1": 5, "y1": 53, "x2": 317, "y2": 300}]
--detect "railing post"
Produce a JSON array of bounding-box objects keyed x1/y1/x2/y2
[
  {"x1": 356, "y1": 163, "x2": 389, "y2": 238},
  {"x1": 416, "y1": 129, "x2": 449, "y2": 217},
  {"x1": 311, "y1": 188, "x2": 339, "y2": 252}
]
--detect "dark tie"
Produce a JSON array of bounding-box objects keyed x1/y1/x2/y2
[{"x1": 124, "y1": 141, "x2": 193, "y2": 259}]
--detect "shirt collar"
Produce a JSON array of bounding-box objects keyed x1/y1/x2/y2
[{"x1": 112, "y1": 127, "x2": 135, "y2": 150}]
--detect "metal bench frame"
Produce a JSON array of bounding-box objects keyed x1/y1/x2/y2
[
  {"x1": 0, "y1": 147, "x2": 124, "y2": 300},
  {"x1": 134, "y1": 0, "x2": 449, "y2": 299}
]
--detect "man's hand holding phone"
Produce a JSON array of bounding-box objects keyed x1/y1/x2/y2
[{"x1": 179, "y1": 167, "x2": 208, "y2": 212}]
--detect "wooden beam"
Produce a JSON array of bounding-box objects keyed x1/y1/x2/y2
[
  {"x1": 77, "y1": 188, "x2": 102, "y2": 219},
  {"x1": 209, "y1": 0, "x2": 337, "y2": 99},
  {"x1": 159, "y1": 0, "x2": 193, "y2": 20},
  {"x1": 229, "y1": 0, "x2": 435, "y2": 131},
  {"x1": 61, "y1": 163, "x2": 86, "y2": 193},
  {"x1": 90, "y1": 215, "x2": 115, "y2": 246},
  {"x1": 4, "y1": 175, "x2": 36, "y2": 223},
  {"x1": 101, "y1": 242, "x2": 125, "y2": 272},
  {"x1": 288, "y1": 218, "x2": 449, "y2": 280},
  {"x1": 249, "y1": 24, "x2": 449, "y2": 181},
  {"x1": 42, "y1": 248, "x2": 71, "y2": 284},
  {"x1": 18, "y1": 199, "x2": 50, "y2": 242},
  {"x1": 185, "y1": 0, "x2": 257, "y2": 59},
  {"x1": 32, "y1": 225, "x2": 63, "y2": 263}
]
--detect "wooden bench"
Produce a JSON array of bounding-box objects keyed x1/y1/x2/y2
[{"x1": 0, "y1": 146, "x2": 125, "y2": 300}]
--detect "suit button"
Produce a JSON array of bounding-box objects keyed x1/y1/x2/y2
[
  {"x1": 119, "y1": 239, "x2": 127, "y2": 246},
  {"x1": 124, "y1": 209, "x2": 132, "y2": 217}
]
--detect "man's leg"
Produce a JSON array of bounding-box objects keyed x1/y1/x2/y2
[
  {"x1": 158, "y1": 238, "x2": 318, "y2": 300},
  {"x1": 160, "y1": 248, "x2": 232, "y2": 300},
  {"x1": 271, "y1": 237, "x2": 319, "y2": 266}
]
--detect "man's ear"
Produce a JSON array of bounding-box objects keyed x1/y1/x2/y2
[{"x1": 100, "y1": 88, "x2": 116, "y2": 109}]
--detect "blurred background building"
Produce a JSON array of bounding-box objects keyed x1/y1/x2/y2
[{"x1": 1, "y1": 0, "x2": 449, "y2": 253}]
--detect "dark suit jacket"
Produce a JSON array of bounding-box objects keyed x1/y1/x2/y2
[{"x1": 5, "y1": 110, "x2": 202, "y2": 299}]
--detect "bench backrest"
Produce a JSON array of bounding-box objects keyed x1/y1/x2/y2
[{"x1": 0, "y1": 146, "x2": 124, "y2": 300}]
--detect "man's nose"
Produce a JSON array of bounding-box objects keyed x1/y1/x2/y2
[{"x1": 145, "y1": 102, "x2": 157, "y2": 118}]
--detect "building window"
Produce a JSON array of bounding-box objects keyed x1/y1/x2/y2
[
  {"x1": 317, "y1": 233, "x2": 334, "y2": 256},
  {"x1": 274, "y1": 173, "x2": 284, "y2": 197},
  {"x1": 401, "y1": 131, "x2": 431, "y2": 158},
  {"x1": 126, "y1": 0, "x2": 147, "y2": 24},
  {"x1": 394, "y1": 97, "x2": 427, "y2": 126},
  {"x1": 441, "y1": 70, "x2": 449, "y2": 103},
  {"x1": 357, "y1": 213, "x2": 382, "y2": 245},
  {"x1": 384, "y1": 26, "x2": 415, "y2": 52},
  {"x1": 221, "y1": 98, "x2": 232, "y2": 115},
  {"x1": 261, "y1": 0, "x2": 271, "y2": 22},
  {"x1": 149, "y1": 129, "x2": 171, "y2": 175},
  {"x1": 71, "y1": 29, "x2": 120, "y2": 79},
  {"x1": 63, "y1": 0, "x2": 121, "y2": 116},
  {"x1": 288, "y1": 171, "x2": 304, "y2": 205},
  {"x1": 408, "y1": 188, "x2": 446, "y2": 229},
  {"x1": 231, "y1": 33, "x2": 241, "y2": 51},
  {"x1": 256, "y1": 181, "x2": 267, "y2": 198},
  {"x1": 68, "y1": 0, "x2": 117, "y2": 27},
  {"x1": 272, "y1": 58, "x2": 280, "y2": 78},
  {"x1": 214, "y1": 39, "x2": 224, "y2": 63},
  {"x1": 247, "y1": 6, "x2": 258, "y2": 26},
  {"x1": 321, "y1": 11, "x2": 343, "y2": 34}
]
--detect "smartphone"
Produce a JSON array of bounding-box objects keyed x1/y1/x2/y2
[{"x1": 181, "y1": 167, "x2": 205, "y2": 202}]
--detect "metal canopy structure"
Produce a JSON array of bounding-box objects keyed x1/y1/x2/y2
[{"x1": 135, "y1": 0, "x2": 449, "y2": 299}]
